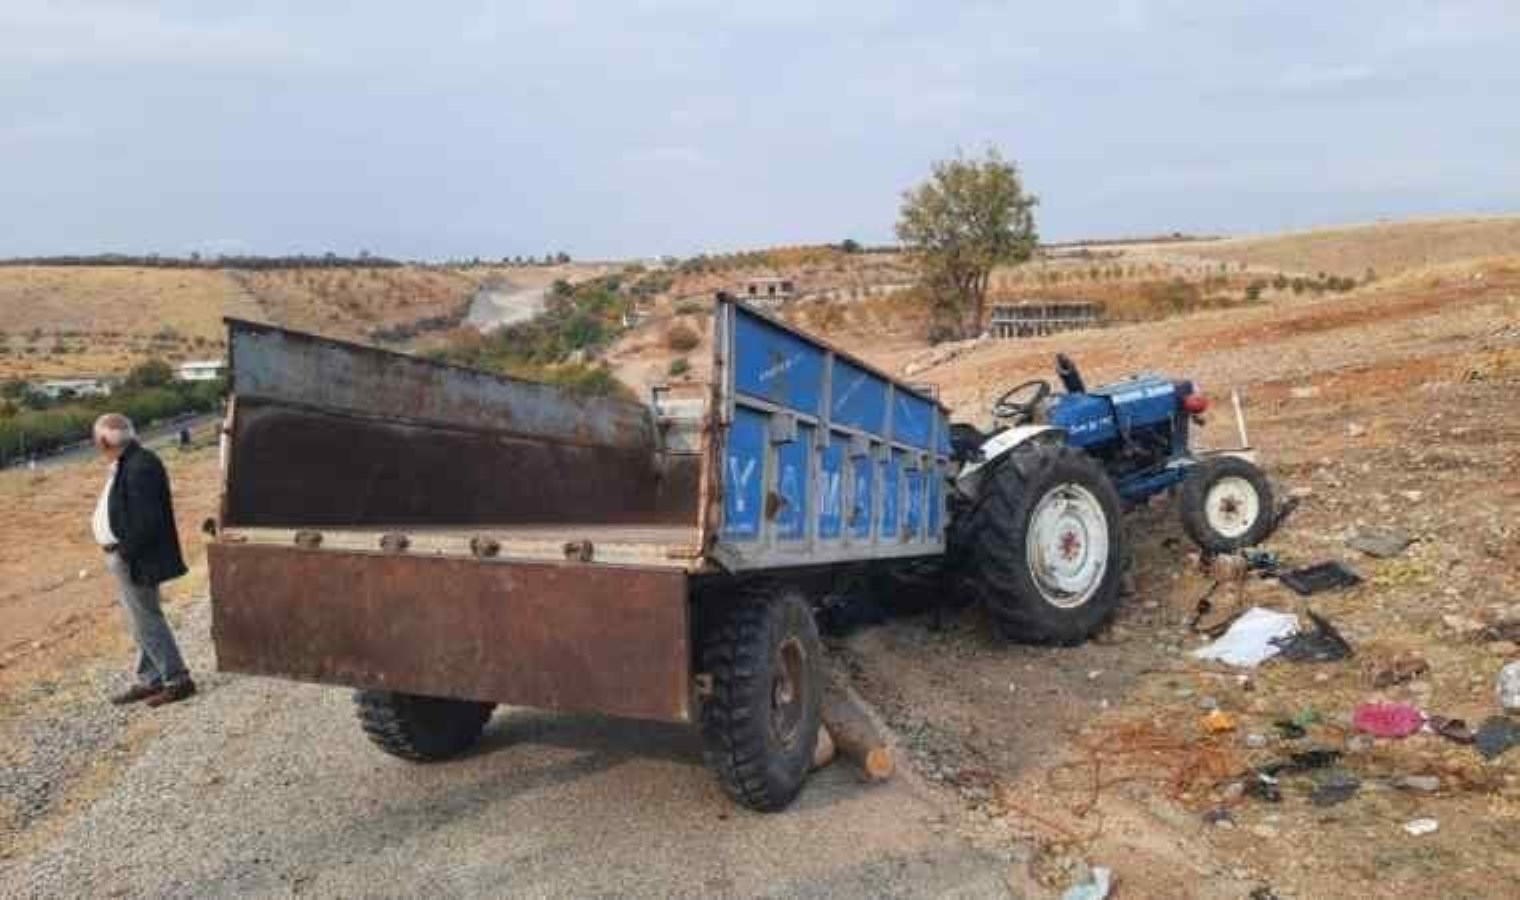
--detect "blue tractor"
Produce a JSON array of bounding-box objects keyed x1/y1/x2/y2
[{"x1": 942, "y1": 353, "x2": 1274, "y2": 643}]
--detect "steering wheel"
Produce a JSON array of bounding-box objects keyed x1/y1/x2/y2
[{"x1": 992, "y1": 379, "x2": 1051, "y2": 423}]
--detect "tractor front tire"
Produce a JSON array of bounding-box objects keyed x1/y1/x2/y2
[
  {"x1": 1180, "y1": 456, "x2": 1275, "y2": 553},
  {"x1": 355, "y1": 690, "x2": 495, "y2": 762},
  {"x1": 699, "y1": 582, "x2": 822, "y2": 812},
  {"x1": 959, "y1": 445, "x2": 1125, "y2": 644}
]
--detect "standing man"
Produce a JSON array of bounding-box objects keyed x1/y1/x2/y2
[{"x1": 93, "y1": 413, "x2": 196, "y2": 706}]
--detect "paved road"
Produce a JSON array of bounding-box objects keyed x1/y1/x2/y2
[
  {"x1": 10, "y1": 413, "x2": 220, "y2": 472},
  {"x1": 0, "y1": 597, "x2": 1011, "y2": 898},
  {"x1": 465, "y1": 280, "x2": 549, "y2": 332}
]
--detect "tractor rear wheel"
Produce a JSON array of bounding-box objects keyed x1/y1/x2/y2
[
  {"x1": 354, "y1": 690, "x2": 495, "y2": 762},
  {"x1": 958, "y1": 444, "x2": 1125, "y2": 644},
  {"x1": 1180, "y1": 456, "x2": 1275, "y2": 552},
  {"x1": 698, "y1": 581, "x2": 822, "y2": 812}
]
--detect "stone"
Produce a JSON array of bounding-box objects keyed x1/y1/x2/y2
[
  {"x1": 1394, "y1": 775, "x2": 1441, "y2": 792},
  {"x1": 1499, "y1": 663, "x2": 1520, "y2": 712},
  {"x1": 1245, "y1": 733, "x2": 1268, "y2": 749},
  {"x1": 1347, "y1": 526, "x2": 1413, "y2": 559},
  {"x1": 1250, "y1": 824, "x2": 1279, "y2": 839}
]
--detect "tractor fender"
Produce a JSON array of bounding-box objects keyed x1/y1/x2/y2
[{"x1": 955, "y1": 425, "x2": 1064, "y2": 496}]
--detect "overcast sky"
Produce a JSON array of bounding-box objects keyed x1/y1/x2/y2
[{"x1": 3, "y1": 1, "x2": 1518, "y2": 260}]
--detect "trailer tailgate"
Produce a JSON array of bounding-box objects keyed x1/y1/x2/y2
[{"x1": 209, "y1": 542, "x2": 692, "y2": 723}]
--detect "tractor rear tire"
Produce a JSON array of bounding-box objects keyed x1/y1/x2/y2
[
  {"x1": 1180, "y1": 456, "x2": 1275, "y2": 552},
  {"x1": 698, "y1": 582, "x2": 822, "y2": 812},
  {"x1": 959, "y1": 445, "x2": 1125, "y2": 644},
  {"x1": 354, "y1": 690, "x2": 495, "y2": 762}
]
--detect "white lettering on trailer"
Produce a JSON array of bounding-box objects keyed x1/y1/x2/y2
[{"x1": 728, "y1": 456, "x2": 756, "y2": 512}]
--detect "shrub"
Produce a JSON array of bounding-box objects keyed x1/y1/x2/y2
[
  {"x1": 666, "y1": 322, "x2": 700, "y2": 352},
  {"x1": 669, "y1": 357, "x2": 690, "y2": 376},
  {"x1": 1244, "y1": 280, "x2": 1265, "y2": 301}
]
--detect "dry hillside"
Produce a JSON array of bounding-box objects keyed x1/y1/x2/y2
[
  {"x1": 0, "y1": 267, "x2": 259, "y2": 379},
  {"x1": 1153, "y1": 215, "x2": 1520, "y2": 278}
]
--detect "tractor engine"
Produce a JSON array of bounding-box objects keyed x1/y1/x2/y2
[{"x1": 1044, "y1": 374, "x2": 1200, "y2": 482}]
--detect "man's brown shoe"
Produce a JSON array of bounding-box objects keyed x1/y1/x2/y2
[
  {"x1": 145, "y1": 679, "x2": 197, "y2": 708},
  {"x1": 110, "y1": 684, "x2": 162, "y2": 705}
]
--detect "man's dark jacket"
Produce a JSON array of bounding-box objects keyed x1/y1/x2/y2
[{"x1": 108, "y1": 442, "x2": 188, "y2": 586}]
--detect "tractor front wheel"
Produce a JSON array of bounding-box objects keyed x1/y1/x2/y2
[
  {"x1": 959, "y1": 445, "x2": 1125, "y2": 644},
  {"x1": 1180, "y1": 456, "x2": 1275, "y2": 552}
]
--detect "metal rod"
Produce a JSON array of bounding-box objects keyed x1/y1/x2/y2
[{"x1": 1232, "y1": 389, "x2": 1249, "y2": 449}]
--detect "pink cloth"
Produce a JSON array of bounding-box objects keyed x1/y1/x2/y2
[{"x1": 1352, "y1": 702, "x2": 1425, "y2": 738}]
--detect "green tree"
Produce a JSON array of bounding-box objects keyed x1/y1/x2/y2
[
  {"x1": 124, "y1": 358, "x2": 174, "y2": 390},
  {"x1": 896, "y1": 148, "x2": 1038, "y2": 338}
]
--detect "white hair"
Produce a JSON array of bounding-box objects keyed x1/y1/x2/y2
[{"x1": 93, "y1": 413, "x2": 137, "y2": 448}]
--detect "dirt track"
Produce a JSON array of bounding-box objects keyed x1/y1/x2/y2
[{"x1": 2, "y1": 257, "x2": 1518, "y2": 897}]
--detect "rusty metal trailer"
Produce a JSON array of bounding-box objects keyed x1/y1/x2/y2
[{"x1": 208, "y1": 295, "x2": 950, "y2": 810}]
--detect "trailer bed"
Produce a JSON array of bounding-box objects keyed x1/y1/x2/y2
[{"x1": 222, "y1": 523, "x2": 704, "y2": 570}]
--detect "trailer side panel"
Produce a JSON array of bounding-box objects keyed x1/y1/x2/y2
[{"x1": 209, "y1": 543, "x2": 692, "y2": 723}]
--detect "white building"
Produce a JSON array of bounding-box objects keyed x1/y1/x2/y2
[
  {"x1": 35, "y1": 377, "x2": 115, "y2": 400},
  {"x1": 176, "y1": 359, "x2": 226, "y2": 382}
]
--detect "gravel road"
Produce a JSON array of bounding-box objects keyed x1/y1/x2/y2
[{"x1": 0, "y1": 595, "x2": 1011, "y2": 898}]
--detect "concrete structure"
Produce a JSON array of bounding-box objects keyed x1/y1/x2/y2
[
  {"x1": 176, "y1": 360, "x2": 226, "y2": 382},
  {"x1": 988, "y1": 301, "x2": 1103, "y2": 338},
  {"x1": 35, "y1": 377, "x2": 115, "y2": 400},
  {"x1": 737, "y1": 276, "x2": 796, "y2": 307}
]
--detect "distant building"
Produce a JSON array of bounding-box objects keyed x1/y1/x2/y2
[
  {"x1": 738, "y1": 276, "x2": 796, "y2": 307},
  {"x1": 35, "y1": 377, "x2": 115, "y2": 400},
  {"x1": 176, "y1": 359, "x2": 226, "y2": 382},
  {"x1": 989, "y1": 301, "x2": 1104, "y2": 339}
]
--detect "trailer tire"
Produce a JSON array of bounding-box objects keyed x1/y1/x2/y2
[
  {"x1": 1179, "y1": 456, "x2": 1275, "y2": 553},
  {"x1": 699, "y1": 582, "x2": 822, "y2": 812},
  {"x1": 960, "y1": 445, "x2": 1125, "y2": 645},
  {"x1": 354, "y1": 690, "x2": 495, "y2": 762}
]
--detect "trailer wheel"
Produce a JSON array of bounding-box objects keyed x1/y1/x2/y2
[
  {"x1": 699, "y1": 582, "x2": 822, "y2": 812},
  {"x1": 1180, "y1": 456, "x2": 1275, "y2": 552},
  {"x1": 960, "y1": 445, "x2": 1125, "y2": 644},
  {"x1": 354, "y1": 690, "x2": 495, "y2": 762}
]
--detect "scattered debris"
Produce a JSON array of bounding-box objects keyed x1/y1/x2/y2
[
  {"x1": 1478, "y1": 620, "x2": 1520, "y2": 643},
  {"x1": 1309, "y1": 769, "x2": 1361, "y2": 806},
  {"x1": 1278, "y1": 561, "x2": 1361, "y2": 596},
  {"x1": 1273, "y1": 610, "x2": 1354, "y2": 662},
  {"x1": 1474, "y1": 716, "x2": 1520, "y2": 760},
  {"x1": 1352, "y1": 702, "x2": 1425, "y2": 738},
  {"x1": 1245, "y1": 732, "x2": 1269, "y2": 748},
  {"x1": 1202, "y1": 807, "x2": 1235, "y2": 826},
  {"x1": 1346, "y1": 526, "x2": 1414, "y2": 559},
  {"x1": 1209, "y1": 553, "x2": 1250, "y2": 582},
  {"x1": 1192, "y1": 608, "x2": 1300, "y2": 667},
  {"x1": 1393, "y1": 775, "x2": 1441, "y2": 793},
  {"x1": 1371, "y1": 653, "x2": 1430, "y2": 688},
  {"x1": 1060, "y1": 866, "x2": 1112, "y2": 900},
  {"x1": 1202, "y1": 710, "x2": 1238, "y2": 733},
  {"x1": 1244, "y1": 773, "x2": 1282, "y2": 802},
  {"x1": 1272, "y1": 720, "x2": 1306, "y2": 740},
  {"x1": 1498, "y1": 662, "x2": 1520, "y2": 712},
  {"x1": 1402, "y1": 818, "x2": 1440, "y2": 837},
  {"x1": 1428, "y1": 715, "x2": 1476, "y2": 745}
]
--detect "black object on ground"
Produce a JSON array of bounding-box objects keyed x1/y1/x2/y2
[
  {"x1": 1474, "y1": 716, "x2": 1520, "y2": 760},
  {"x1": 1245, "y1": 773, "x2": 1282, "y2": 802},
  {"x1": 1243, "y1": 548, "x2": 1282, "y2": 577},
  {"x1": 1273, "y1": 720, "x2": 1307, "y2": 740},
  {"x1": 1278, "y1": 561, "x2": 1361, "y2": 596},
  {"x1": 1428, "y1": 715, "x2": 1476, "y2": 745},
  {"x1": 1272, "y1": 609, "x2": 1354, "y2": 662},
  {"x1": 1309, "y1": 769, "x2": 1361, "y2": 806},
  {"x1": 1258, "y1": 748, "x2": 1342, "y2": 778},
  {"x1": 1272, "y1": 496, "x2": 1300, "y2": 533}
]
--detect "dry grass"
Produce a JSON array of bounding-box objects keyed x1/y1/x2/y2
[
  {"x1": 0, "y1": 267, "x2": 258, "y2": 379},
  {"x1": 232, "y1": 267, "x2": 478, "y2": 343},
  {"x1": 1178, "y1": 215, "x2": 1520, "y2": 277}
]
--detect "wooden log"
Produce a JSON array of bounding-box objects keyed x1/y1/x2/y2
[{"x1": 820, "y1": 681, "x2": 894, "y2": 781}]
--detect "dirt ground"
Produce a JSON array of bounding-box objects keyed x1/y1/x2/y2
[
  {"x1": 829, "y1": 256, "x2": 1520, "y2": 897},
  {"x1": 2, "y1": 255, "x2": 1517, "y2": 897}
]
